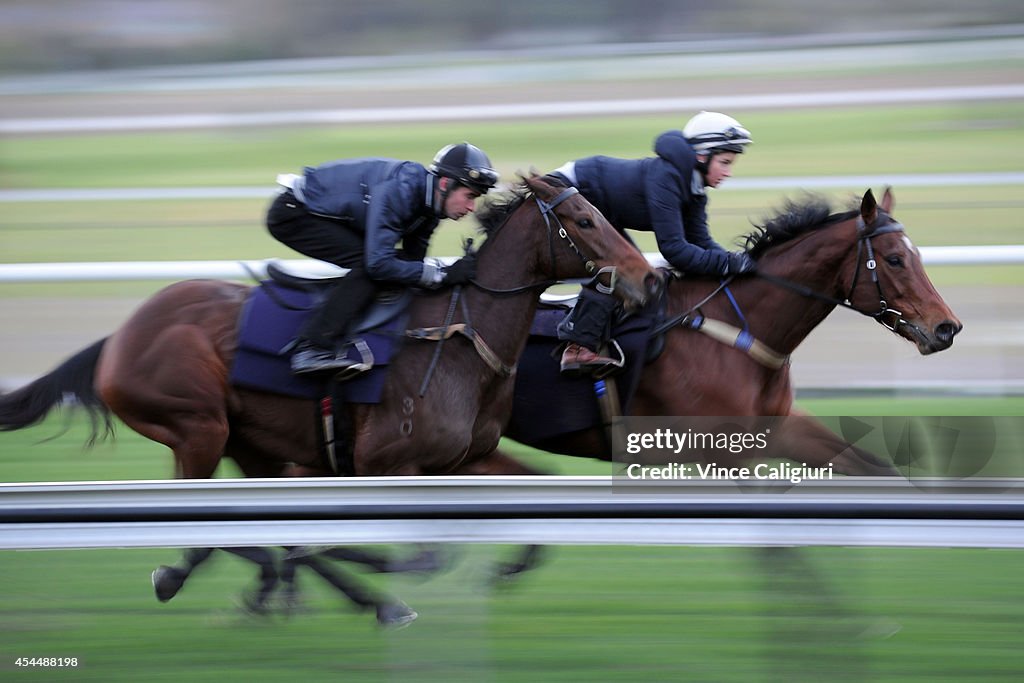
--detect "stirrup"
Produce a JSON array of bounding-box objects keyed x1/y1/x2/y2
[
  {"x1": 334, "y1": 338, "x2": 374, "y2": 381},
  {"x1": 590, "y1": 339, "x2": 626, "y2": 379}
]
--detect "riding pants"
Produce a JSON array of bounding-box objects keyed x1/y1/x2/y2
[{"x1": 266, "y1": 192, "x2": 379, "y2": 348}]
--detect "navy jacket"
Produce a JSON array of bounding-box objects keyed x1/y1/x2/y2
[
  {"x1": 294, "y1": 158, "x2": 441, "y2": 285},
  {"x1": 572, "y1": 130, "x2": 728, "y2": 276}
]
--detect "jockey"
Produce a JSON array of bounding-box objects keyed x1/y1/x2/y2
[
  {"x1": 267, "y1": 142, "x2": 499, "y2": 375},
  {"x1": 549, "y1": 111, "x2": 756, "y2": 375}
]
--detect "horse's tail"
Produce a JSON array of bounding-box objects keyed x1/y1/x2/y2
[{"x1": 0, "y1": 337, "x2": 114, "y2": 446}]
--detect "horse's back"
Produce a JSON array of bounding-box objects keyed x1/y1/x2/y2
[{"x1": 97, "y1": 279, "x2": 249, "y2": 397}]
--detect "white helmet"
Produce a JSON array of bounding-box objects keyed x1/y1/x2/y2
[{"x1": 683, "y1": 111, "x2": 752, "y2": 155}]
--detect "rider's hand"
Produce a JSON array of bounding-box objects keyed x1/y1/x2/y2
[
  {"x1": 442, "y1": 254, "x2": 477, "y2": 285},
  {"x1": 726, "y1": 251, "x2": 757, "y2": 276}
]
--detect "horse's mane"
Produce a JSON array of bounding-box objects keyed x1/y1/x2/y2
[
  {"x1": 742, "y1": 193, "x2": 858, "y2": 258},
  {"x1": 476, "y1": 182, "x2": 531, "y2": 237}
]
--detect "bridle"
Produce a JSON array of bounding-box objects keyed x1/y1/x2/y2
[
  {"x1": 653, "y1": 214, "x2": 918, "y2": 371},
  {"x1": 468, "y1": 185, "x2": 618, "y2": 296},
  {"x1": 410, "y1": 184, "x2": 619, "y2": 392},
  {"x1": 753, "y1": 216, "x2": 912, "y2": 334}
]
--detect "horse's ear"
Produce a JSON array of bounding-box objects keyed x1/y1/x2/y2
[
  {"x1": 860, "y1": 188, "x2": 878, "y2": 227},
  {"x1": 522, "y1": 170, "x2": 551, "y2": 198},
  {"x1": 880, "y1": 186, "x2": 894, "y2": 213}
]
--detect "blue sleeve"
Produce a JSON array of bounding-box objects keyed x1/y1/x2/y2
[
  {"x1": 645, "y1": 166, "x2": 728, "y2": 276},
  {"x1": 364, "y1": 179, "x2": 429, "y2": 285}
]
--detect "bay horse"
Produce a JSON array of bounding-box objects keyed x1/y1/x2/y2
[
  {"x1": 502, "y1": 187, "x2": 962, "y2": 474},
  {"x1": 160, "y1": 187, "x2": 963, "y2": 621},
  {"x1": 0, "y1": 174, "x2": 660, "y2": 621}
]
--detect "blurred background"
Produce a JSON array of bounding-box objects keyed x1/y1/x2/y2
[
  {"x1": 3, "y1": 0, "x2": 1022, "y2": 71},
  {"x1": 1, "y1": 2, "x2": 1023, "y2": 680}
]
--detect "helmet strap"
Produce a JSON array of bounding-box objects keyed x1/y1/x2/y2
[
  {"x1": 433, "y1": 174, "x2": 452, "y2": 216},
  {"x1": 695, "y1": 153, "x2": 710, "y2": 177}
]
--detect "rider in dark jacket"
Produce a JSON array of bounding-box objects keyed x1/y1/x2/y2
[
  {"x1": 551, "y1": 111, "x2": 756, "y2": 374},
  {"x1": 267, "y1": 143, "x2": 499, "y2": 375}
]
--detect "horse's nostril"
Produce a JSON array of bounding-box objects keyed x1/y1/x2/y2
[{"x1": 935, "y1": 321, "x2": 960, "y2": 342}]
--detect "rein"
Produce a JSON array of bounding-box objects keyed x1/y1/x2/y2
[
  {"x1": 653, "y1": 217, "x2": 910, "y2": 370},
  {"x1": 466, "y1": 186, "x2": 617, "y2": 296},
  {"x1": 409, "y1": 185, "x2": 601, "y2": 392}
]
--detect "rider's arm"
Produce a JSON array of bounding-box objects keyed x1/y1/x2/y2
[
  {"x1": 364, "y1": 179, "x2": 439, "y2": 286},
  {"x1": 646, "y1": 169, "x2": 730, "y2": 276}
]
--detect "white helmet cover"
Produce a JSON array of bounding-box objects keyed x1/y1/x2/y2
[{"x1": 683, "y1": 111, "x2": 753, "y2": 155}]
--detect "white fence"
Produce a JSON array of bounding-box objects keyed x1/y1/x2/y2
[
  {"x1": 2, "y1": 476, "x2": 1023, "y2": 550},
  {"x1": 0, "y1": 246, "x2": 1021, "y2": 284}
]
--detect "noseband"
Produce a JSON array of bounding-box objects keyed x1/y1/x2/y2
[{"x1": 534, "y1": 186, "x2": 619, "y2": 295}]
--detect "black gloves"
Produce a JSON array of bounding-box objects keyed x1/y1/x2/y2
[
  {"x1": 726, "y1": 251, "x2": 757, "y2": 276},
  {"x1": 442, "y1": 254, "x2": 477, "y2": 285}
]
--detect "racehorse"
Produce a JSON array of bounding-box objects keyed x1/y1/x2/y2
[
  {"x1": 502, "y1": 187, "x2": 961, "y2": 474},
  {"x1": 156, "y1": 186, "x2": 961, "y2": 620},
  {"x1": 0, "y1": 174, "x2": 660, "y2": 622},
  {"x1": 156, "y1": 186, "x2": 961, "y2": 622}
]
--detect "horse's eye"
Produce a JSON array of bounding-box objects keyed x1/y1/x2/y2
[
  {"x1": 885, "y1": 255, "x2": 904, "y2": 268},
  {"x1": 578, "y1": 218, "x2": 593, "y2": 229}
]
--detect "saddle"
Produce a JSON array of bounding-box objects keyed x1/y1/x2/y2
[
  {"x1": 227, "y1": 262, "x2": 416, "y2": 475},
  {"x1": 229, "y1": 261, "x2": 412, "y2": 402}
]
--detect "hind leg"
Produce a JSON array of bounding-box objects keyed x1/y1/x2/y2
[
  {"x1": 98, "y1": 324, "x2": 231, "y2": 478},
  {"x1": 281, "y1": 550, "x2": 417, "y2": 628},
  {"x1": 151, "y1": 546, "x2": 281, "y2": 614},
  {"x1": 451, "y1": 449, "x2": 548, "y2": 582}
]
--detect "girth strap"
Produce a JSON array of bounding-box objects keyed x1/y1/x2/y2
[
  {"x1": 684, "y1": 315, "x2": 789, "y2": 370},
  {"x1": 406, "y1": 324, "x2": 516, "y2": 378}
]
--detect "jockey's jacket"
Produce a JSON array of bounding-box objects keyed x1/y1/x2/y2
[
  {"x1": 292, "y1": 158, "x2": 443, "y2": 286},
  {"x1": 570, "y1": 130, "x2": 730, "y2": 276}
]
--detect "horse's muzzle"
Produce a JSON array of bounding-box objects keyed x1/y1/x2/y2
[{"x1": 921, "y1": 319, "x2": 962, "y2": 354}]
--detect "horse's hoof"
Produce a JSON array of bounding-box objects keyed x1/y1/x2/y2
[
  {"x1": 151, "y1": 565, "x2": 186, "y2": 602},
  {"x1": 279, "y1": 591, "x2": 309, "y2": 618},
  {"x1": 377, "y1": 601, "x2": 418, "y2": 629},
  {"x1": 238, "y1": 591, "x2": 275, "y2": 617}
]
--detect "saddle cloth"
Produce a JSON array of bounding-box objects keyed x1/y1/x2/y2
[
  {"x1": 505, "y1": 299, "x2": 658, "y2": 446},
  {"x1": 228, "y1": 279, "x2": 410, "y2": 403}
]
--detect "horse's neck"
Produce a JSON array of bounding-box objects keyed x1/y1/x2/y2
[
  {"x1": 724, "y1": 221, "x2": 859, "y2": 355},
  {"x1": 457, "y1": 214, "x2": 549, "y2": 365}
]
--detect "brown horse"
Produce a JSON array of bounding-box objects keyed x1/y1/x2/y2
[
  {"x1": 0, "y1": 174, "x2": 657, "y2": 477},
  {"x1": 159, "y1": 187, "x2": 962, "y2": 620},
  {"x1": 0, "y1": 174, "x2": 659, "y2": 621},
  {"x1": 503, "y1": 187, "x2": 962, "y2": 475}
]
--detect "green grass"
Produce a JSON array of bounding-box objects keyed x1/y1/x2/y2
[
  {"x1": 2, "y1": 402, "x2": 1023, "y2": 680},
  {"x1": 2, "y1": 102, "x2": 1021, "y2": 297},
  {"x1": 1, "y1": 544, "x2": 1023, "y2": 682},
  {"x1": 3, "y1": 103, "x2": 1023, "y2": 188}
]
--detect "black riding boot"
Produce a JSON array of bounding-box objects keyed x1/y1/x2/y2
[{"x1": 291, "y1": 270, "x2": 379, "y2": 376}]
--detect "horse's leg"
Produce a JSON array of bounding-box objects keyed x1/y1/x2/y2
[
  {"x1": 778, "y1": 412, "x2": 900, "y2": 476},
  {"x1": 453, "y1": 448, "x2": 548, "y2": 582},
  {"x1": 281, "y1": 550, "x2": 418, "y2": 628},
  {"x1": 151, "y1": 547, "x2": 216, "y2": 602},
  {"x1": 99, "y1": 324, "x2": 230, "y2": 479},
  {"x1": 151, "y1": 546, "x2": 281, "y2": 613}
]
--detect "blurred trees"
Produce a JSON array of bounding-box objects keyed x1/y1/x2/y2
[{"x1": 1, "y1": 0, "x2": 1022, "y2": 74}]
